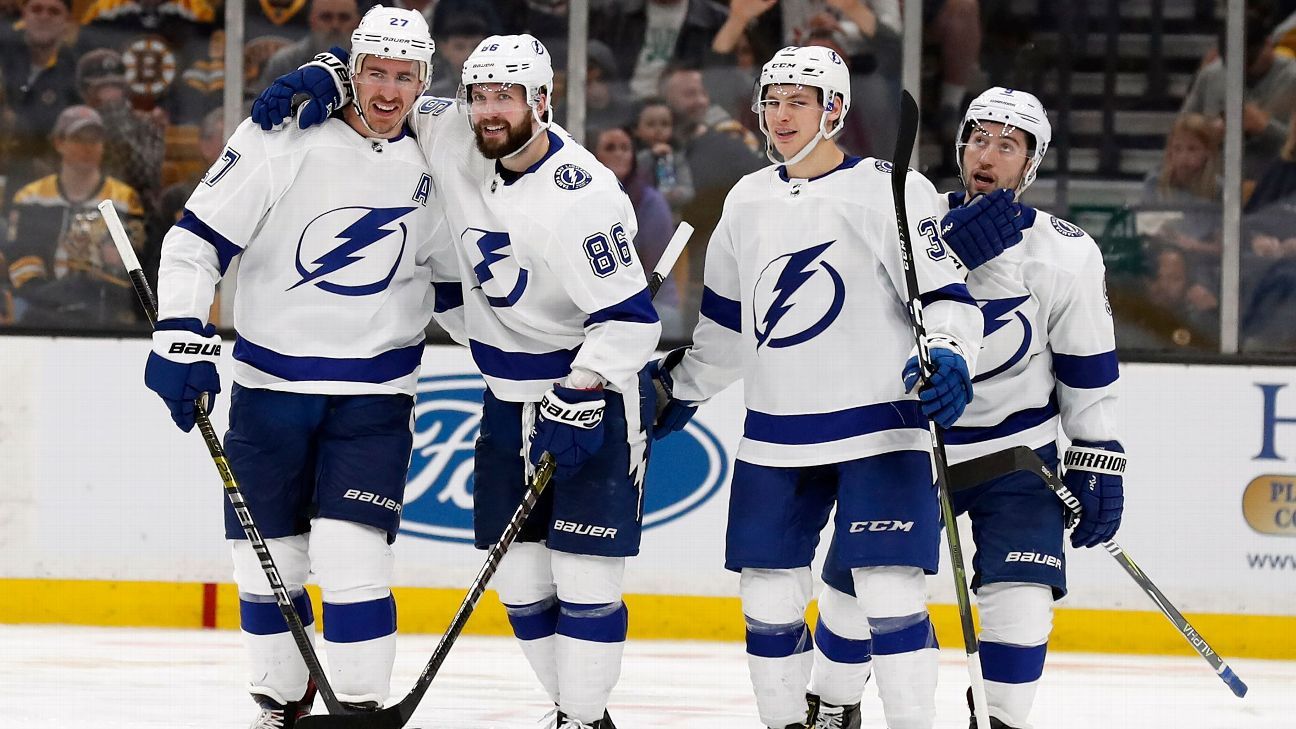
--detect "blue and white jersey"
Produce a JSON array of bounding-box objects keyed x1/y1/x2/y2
[
  {"x1": 157, "y1": 117, "x2": 461, "y2": 396},
  {"x1": 939, "y1": 192, "x2": 1121, "y2": 464},
  {"x1": 406, "y1": 98, "x2": 661, "y2": 401},
  {"x1": 670, "y1": 157, "x2": 983, "y2": 467}
]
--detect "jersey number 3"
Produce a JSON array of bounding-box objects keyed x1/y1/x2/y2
[
  {"x1": 917, "y1": 217, "x2": 947, "y2": 261},
  {"x1": 583, "y1": 223, "x2": 633, "y2": 277}
]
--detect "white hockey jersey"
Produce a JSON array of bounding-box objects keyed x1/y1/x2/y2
[
  {"x1": 157, "y1": 117, "x2": 461, "y2": 396},
  {"x1": 404, "y1": 98, "x2": 661, "y2": 401},
  {"x1": 939, "y1": 192, "x2": 1121, "y2": 464},
  {"x1": 671, "y1": 157, "x2": 983, "y2": 467}
]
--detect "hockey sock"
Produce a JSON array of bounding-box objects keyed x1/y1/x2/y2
[
  {"x1": 555, "y1": 600, "x2": 628, "y2": 722},
  {"x1": 979, "y1": 582, "x2": 1053, "y2": 728},
  {"x1": 239, "y1": 590, "x2": 315, "y2": 705},
  {"x1": 810, "y1": 617, "x2": 873, "y2": 706},
  {"x1": 504, "y1": 596, "x2": 561, "y2": 703},
  {"x1": 869, "y1": 612, "x2": 939, "y2": 729},
  {"x1": 746, "y1": 616, "x2": 814, "y2": 727},
  {"x1": 322, "y1": 594, "x2": 397, "y2": 704}
]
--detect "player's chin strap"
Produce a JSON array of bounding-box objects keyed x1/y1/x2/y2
[
  {"x1": 501, "y1": 103, "x2": 552, "y2": 162},
  {"x1": 764, "y1": 107, "x2": 840, "y2": 168}
]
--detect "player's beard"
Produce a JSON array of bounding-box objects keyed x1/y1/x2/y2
[{"x1": 473, "y1": 113, "x2": 535, "y2": 159}]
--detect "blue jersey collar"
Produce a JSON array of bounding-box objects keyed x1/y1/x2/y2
[
  {"x1": 778, "y1": 155, "x2": 864, "y2": 183},
  {"x1": 497, "y1": 130, "x2": 565, "y2": 186}
]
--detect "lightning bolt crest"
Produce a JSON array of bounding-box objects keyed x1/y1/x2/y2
[
  {"x1": 291, "y1": 207, "x2": 414, "y2": 290},
  {"x1": 756, "y1": 240, "x2": 836, "y2": 348}
]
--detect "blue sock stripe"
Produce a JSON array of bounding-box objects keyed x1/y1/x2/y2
[
  {"x1": 746, "y1": 623, "x2": 813, "y2": 659},
  {"x1": 871, "y1": 616, "x2": 935, "y2": 656},
  {"x1": 323, "y1": 595, "x2": 396, "y2": 644},
  {"x1": 980, "y1": 641, "x2": 1048, "y2": 684},
  {"x1": 240, "y1": 592, "x2": 313, "y2": 636},
  {"x1": 814, "y1": 621, "x2": 873, "y2": 664},
  {"x1": 505, "y1": 599, "x2": 560, "y2": 641},
  {"x1": 556, "y1": 600, "x2": 628, "y2": 644}
]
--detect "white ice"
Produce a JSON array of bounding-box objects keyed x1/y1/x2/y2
[{"x1": 0, "y1": 624, "x2": 1287, "y2": 727}]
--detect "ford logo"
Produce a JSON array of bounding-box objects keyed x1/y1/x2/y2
[{"x1": 400, "y1": 374, "x2": 729, "y2": 543}]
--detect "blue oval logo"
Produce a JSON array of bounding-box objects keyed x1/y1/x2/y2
[{"x1": 399, "y1": 373, "x2": 729, "y2": 542}]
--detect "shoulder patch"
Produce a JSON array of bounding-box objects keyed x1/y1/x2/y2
[
  {"x1": 874, "y1": 159, "x2": 894, "y2": 174},
  {"x1": 554, "y1": 163, "x2": 592, "y2": 190},
  {"x1": 1050, "y1": 216, "x2": 1085, "y2": 238}
]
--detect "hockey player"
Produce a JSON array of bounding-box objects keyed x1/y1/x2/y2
[
  {"x1": 251, "y1": 34, "x2": 661, "y2": 729},
  {"x1": 142, "y1": 8, "x2": 460, "y2": 727},
  {"x1": 814, "y1": 87, "x2": 1125, "y2": 729},
  {"x1": 647, "y1": 46, "x2": 983, "y2": 729}
]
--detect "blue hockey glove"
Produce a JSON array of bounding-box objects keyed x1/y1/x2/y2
[
  {"x1": 940, "y1": 188, "x2": 1028, "y2": 269},
  {"x1": 145, "y1": 318, "x2": 223, "y2": 432},
  {"x1": 645, "y1": 348, "x2": 697, "y2": 440},
  {"x1": 902, "y1": 346, "x2": 972, "y2": 429},
  {"x1": 1064, "y1": 440, "x2": 1126, "y2": 548},
  {"x1": 251, "y1": 47, "x2": 350, "y2": 130},
  {"x1": 528, "y1": 385, "x2": 607, "y2": 478}
]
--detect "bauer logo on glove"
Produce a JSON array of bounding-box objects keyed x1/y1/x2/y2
[{"x1": 538, "y1": 391, "x2": 605, "y2": 429}]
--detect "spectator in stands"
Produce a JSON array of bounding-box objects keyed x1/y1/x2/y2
[
  {"x1": 174, "y1": 26, "x2": 224, "y2": 124},
  {"x1": 1113, "y1": 244, "x2": 1218, "y2": 351},
  {"x1": 259, "y1": 0, "x2": 360, "y2": 89},
  {"x1": 147, "y1": 105, "x2": 222, "y2": 289},
  {"x1": 78, "y1": 0, "x2": 217, "y2": 116},
  {"x1": 3, "y1": 105, "x2": 145, "y2": 329},
  {"x1": 425, "y1": 12, "x2": 491, "y2": 98},
  {"x1": 76, "y1": 48, "x2": 165, "y2": 212},
  {"x1": 591, "y1": 124, "x2": 684, "y2": 340},
  {"x1": 0, "y1": 0, "x2": 81, "y2": 191},
  {"x1": 1140, "y1": 112, "x2": 1223, "y2": 291},
  {"x1": 588, "y1": 0, "x2": 729, "y2": 99},
  {"x1": 633, "y1": 96, "x2": 695, "y2": 216},
  {"x1": 1182, "y1": 2, "x2": 1296, "y2": 180},
  {"x1": 1237, "y1": 113, "x2": 1296, "y2": 351}
]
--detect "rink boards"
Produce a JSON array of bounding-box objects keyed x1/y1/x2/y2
[{"x1": 1, "y1": 336, "x2": 1294, "y2": 659}]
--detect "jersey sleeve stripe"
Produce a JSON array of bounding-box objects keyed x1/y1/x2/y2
[
  {"x1": 943, "y1": 395, "x2": 1059, "y2": 445},
  {"x1": 700, "y1": 286, "x2": 741, "y2": 333},
  {"x1": 432, "y1": 281, "x2": 464, "y2": 313},
  {"x1": 1052, "y1": 351, "x2": 1119, "y2": 389},
  {"x1": 919, "y1": 282, "x2": 976, "y2": 307},
  {"x1": 232, "y1": 337, "x2": 424, "y2": 384},
  {"x1": 744, "y1": 400, "x2": 925, "y2": 446},
  {"x1": 469, "y1": 339, "x2": 579, "y2": 382},
  {"x1": 176, "y1": 209, "x2": 244, "y2": 275},
  {"x1": 584, "y1": 287, "x2": 660, "y2": 326}
]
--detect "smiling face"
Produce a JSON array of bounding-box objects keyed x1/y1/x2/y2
[
  {"x1": 959, "y1": 120, "x2": 1032, "y2": 197},
  {"x1": 468, "y1": 82, "x2": 542, "y2": 159},
  {"x1": 594, "y1": 127, "x2": 634, "y2": 182},
  {"x1": 635, "y1": 103, "x2": 673, "y2": 147},
  {"x1": 758, "y1": 83, "x2": 833, "y2": 161},
  {"x1": 348, "y1": 55, "x2": 422, "y2": 138}
]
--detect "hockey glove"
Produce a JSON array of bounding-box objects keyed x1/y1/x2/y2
[
  {"x1": 902, "y1": 346, "x2": 973, "y2": 429},
  {"x1": 528, "y1": 385, "x2": 606, "y2": 479},
  {"x1": 940, "y1": 188, "x2": 1028, "y2": 270},
  {"x1": 1064, "y1": 440, "x2": 1126, "y2": 548},
  {"x1": 145, "y1": 318, "x2": 223, "y2": 432},
  {"x1": 251, "y1": 47, "x2": 350, "y2": 131},
  {"x1": 645, "y1": 349, "x2": 697, "y2": 440}
]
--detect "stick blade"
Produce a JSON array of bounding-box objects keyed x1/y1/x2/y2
[
  {"x1": 296, "y1": 704, "x2": 410, "y2": 729},
  {"x1": 1220, "y1": 665, "x2": 1249, "y2": 698}
]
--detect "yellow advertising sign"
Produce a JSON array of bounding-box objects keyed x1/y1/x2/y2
[{"x1": 1243, "y1": 475, "x2": 1296, "y2": 536}]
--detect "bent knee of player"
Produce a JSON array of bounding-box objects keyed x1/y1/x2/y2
[
  {"x1": 231, "y1": 535, "x2": 310, "y2": 595},
  {"x1": 309, "y1": 518, "x2": 393, "y2": 603},
  {"x1": 851, "y1": 565, "x2": 927, "y2": 620},
  {"x1": 494, "y1": 542, "x2": 557, "y2": 605},
  {"x1": 816, "y1": 583, "x2": 872, "y2": 641},
  {"x1": 978, "y1": 582, "x2": 1054, "y2": 646},
  {"x1": 740, "y1": 567, "x2": 813, "y2": 625}
]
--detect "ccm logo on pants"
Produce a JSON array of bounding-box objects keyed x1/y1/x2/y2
[{"x1": 849, "y1": 520, "x2": 914, "y2": 533}]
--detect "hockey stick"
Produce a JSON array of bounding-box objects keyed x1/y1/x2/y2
[
  {"x1": 888, "y1": 92, "x2": 992, "y2": 729},
  {"x1": 99, "y1": 200, "x2": 351, "y2": 716},
  {"x1": 297, "y1": 220, "x2": 697, "y2": 729},
  {"x1": 948, "y1": 446, "x2": 1250, "y2": 698}
]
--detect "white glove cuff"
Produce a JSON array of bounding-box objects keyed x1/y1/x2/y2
[
  {"x1": 152, "y1": 329, "x2": 223, "y2": 364},
  {"x1": 538, "y1": 389, "x2": 605, "y2": 430},
  {"x1": 1063, "y1": 445, "x2": 1127, "y2": 476}
]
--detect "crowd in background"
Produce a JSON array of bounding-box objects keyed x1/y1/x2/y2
[{"x1": 1, "y1": 0, "x2": 1294, "y2": 357}]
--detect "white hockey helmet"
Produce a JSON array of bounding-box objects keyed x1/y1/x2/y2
[
  {"x1": 459, "y1": 34, "x2": 554, "y2": 123},
  {"x1": 752, "y1": 45, "x2": 852, "y2": 166},
  {"x1": 348, "y1": 6, "x2": 435, "y2": 89},
  {"x1": 956, "y1": 87, "x2": 1052, "y2": 195}
]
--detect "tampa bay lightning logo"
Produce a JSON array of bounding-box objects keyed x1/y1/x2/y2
[
  {"x1": 1050, "y1": 216, "x2": 1085, "y2": 238},
  {"x1": 400, "y1": 374, "x2": 729, "y2": 542},
  {"x1": 290, "y1": 206, "x2": 415, "y2": 295},
  {"x1": 554, "y1": 164, "x2": 592, "y2": 190},
  {"x1": 752, "y1": 241, "x2": 845, "y2": 349},
  {"x1": 974, "y1": 295, "x2": 1032, "y2": 383},
  {"x1": 874, "y1": 159, "x2": 893, "y2": 174},
  {"x1": 468, "y1": 228, "x2": 528, "y2": 307}
]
